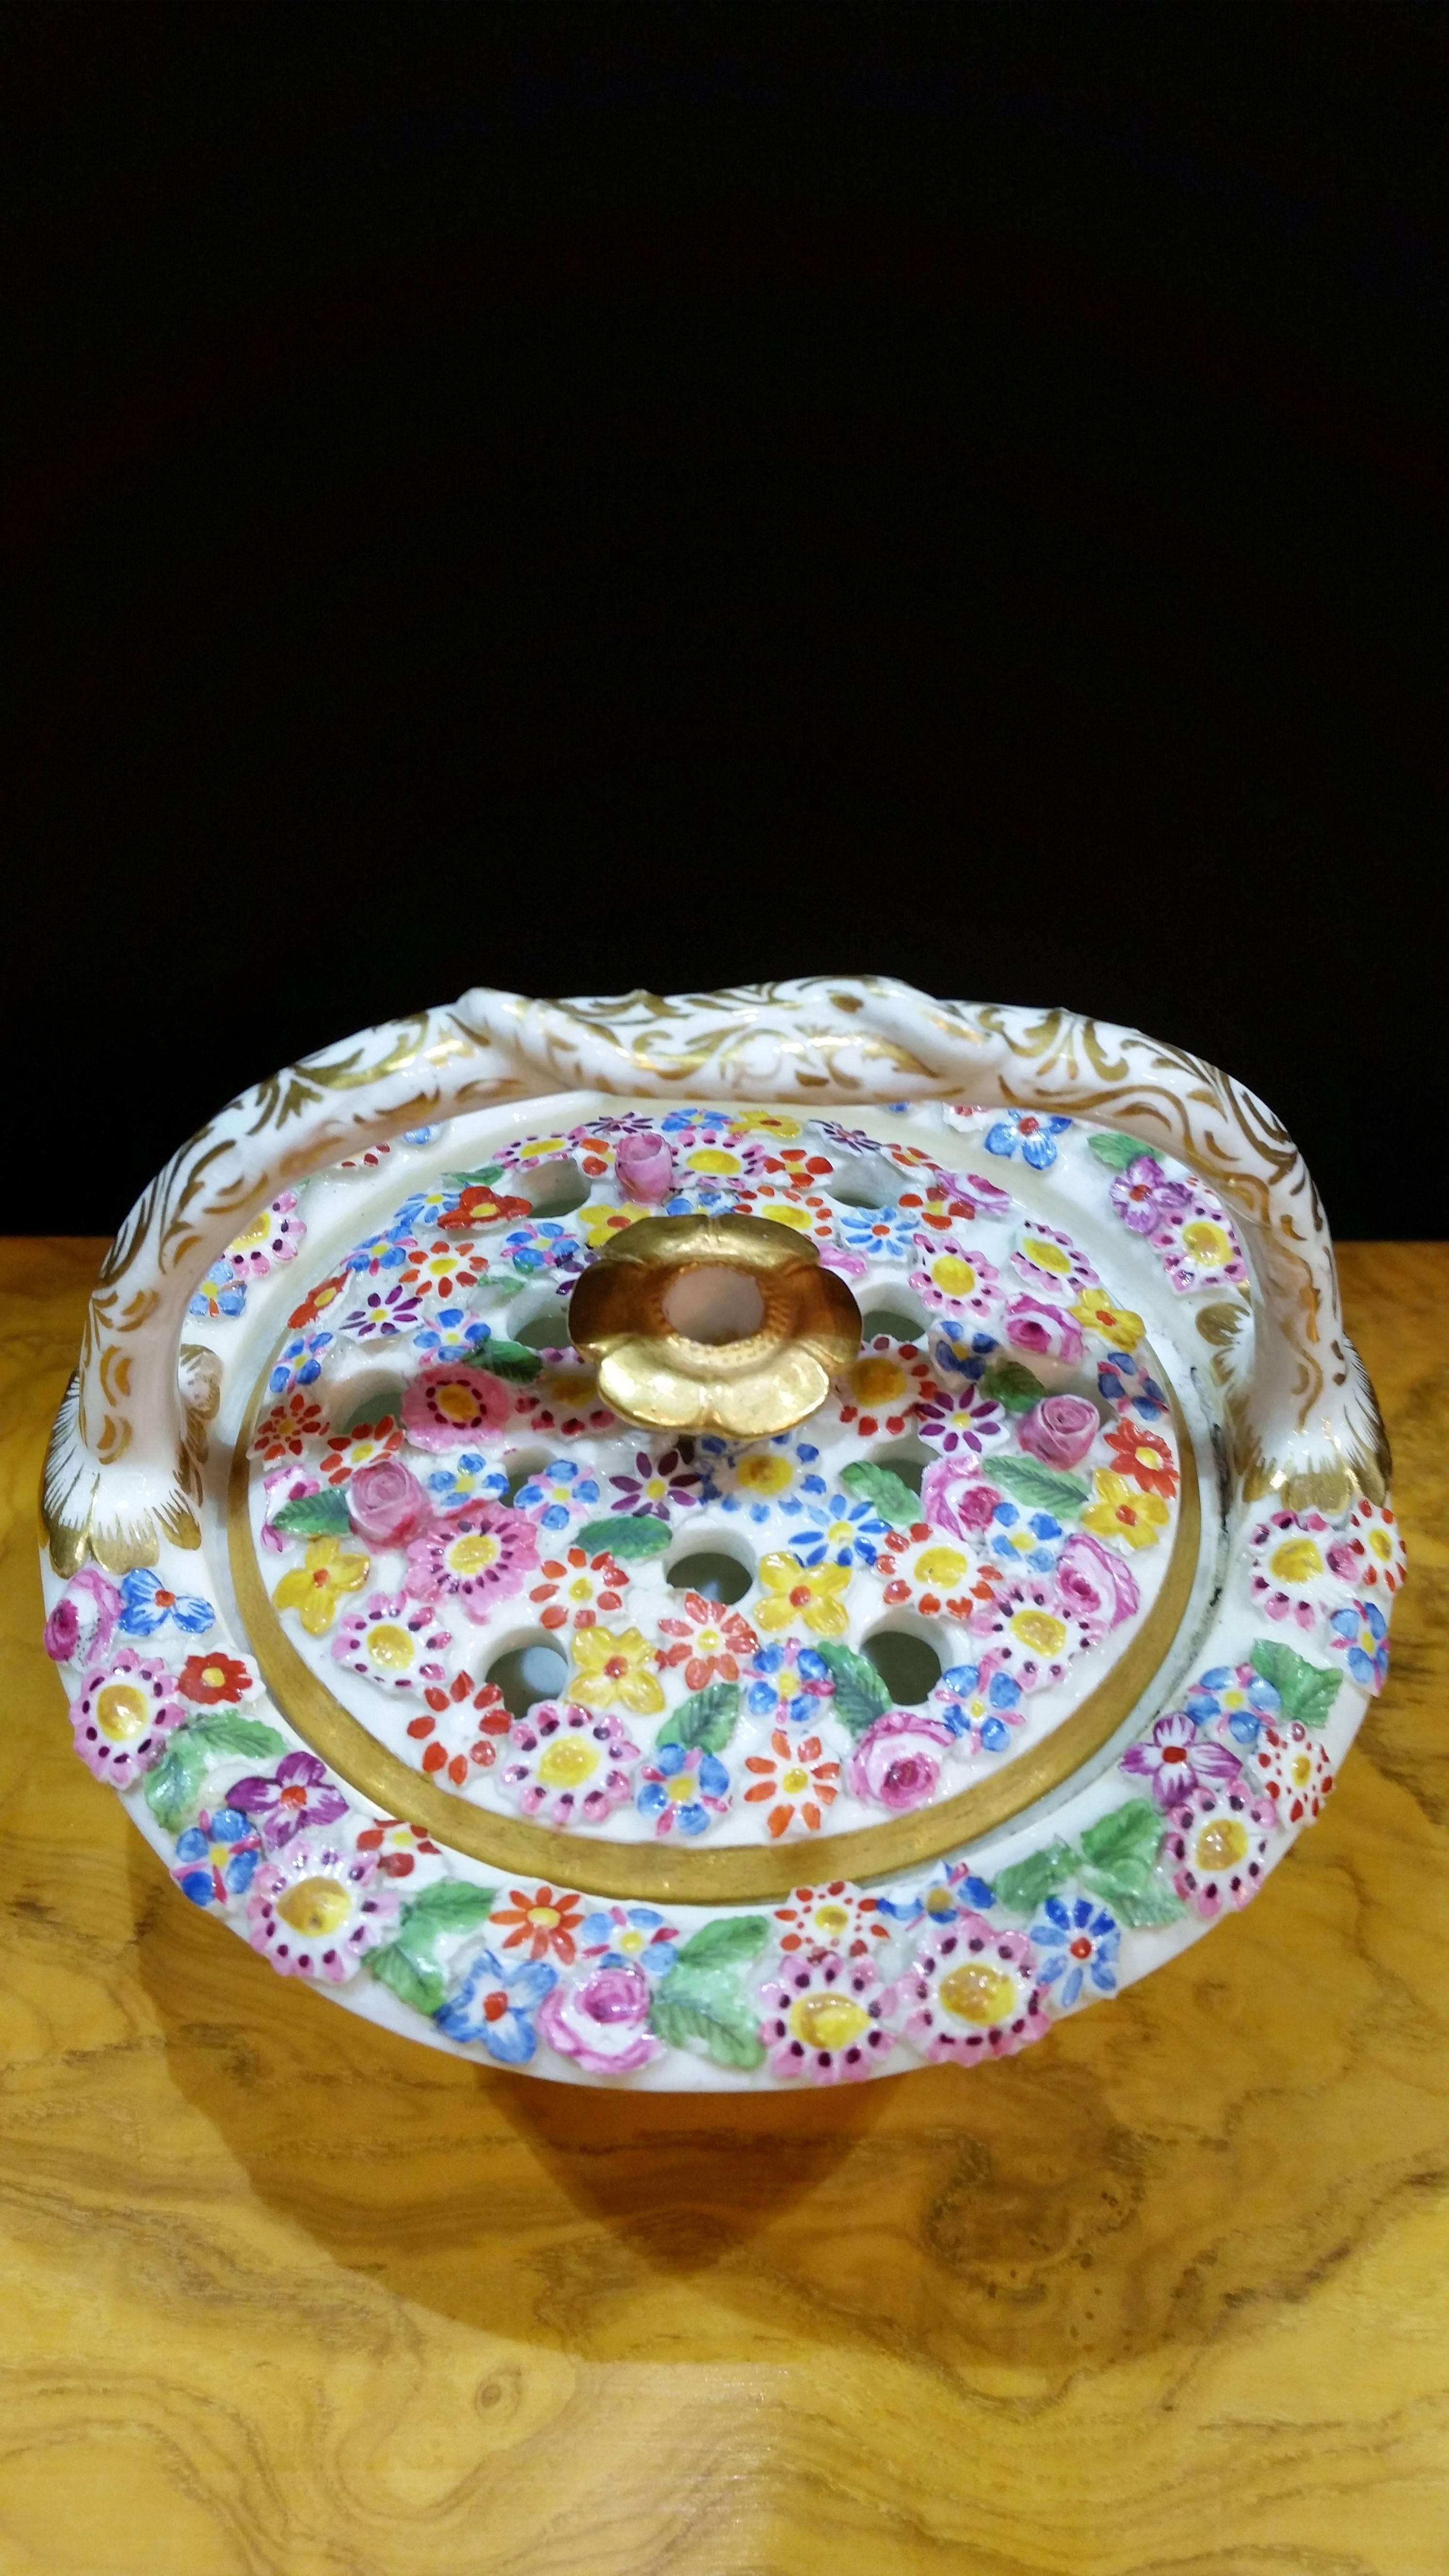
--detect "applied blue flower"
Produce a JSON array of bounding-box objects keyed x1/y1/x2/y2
[
  {"x1": 188, "y1": 1260, "x2": 247, "y2": 1322},
  {"x1": 791, "y1": 1491, "x2": 890, "y2": 1569},
  {"x1": 118, "y1": 1567, "x2": 215, "y2": 1637},
  {"x1": 1184, "y1": 1662, "x2": 1281, "y2": 1746},
  {"x1": 1330, "y1": 1599, "x2": 1390, "y2": 1693},
  {"x1": 935, "y1": 1662, "x2": 1023, "y2": 1754},
  {"x1": 1030, "y1": 1894, "x2": 1120, "y2": 2008},
  {"x1": 983, "y1": 1109, "x2": 1073, "y2": 1170},
  {"x1": 579, "y1": 1903, "x2": 680, "y2": 1975},
  {"x1": 434, "y1": 1947, "x2": 558, "y2": 2062},
  {"x1": 413, "y1": 1308, "x2": 492, "y2": 1362},
  {"x1": 171, "y1": 1807, "x2": 262, "y2": 1908},
  {"x1": 988, "y1": 1501, "x2": 1065, "y2": 1574},
  {"x1": 636, "y1": 1741, "x2": 730, "y2": 1836},
  {"x1": 930, "y1": 1320, "x2": 999, "y2": 1384},
  {"x1": 1097, "y1": 1351, "x2": 1169, "y2": 1421},
  {"x1": 268, "y1": 1331, "x2": 333, "y2": 1395}
]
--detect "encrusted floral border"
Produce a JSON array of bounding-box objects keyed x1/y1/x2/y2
[{"x1": 37, "y1": 1097, "x2": 1403, "y2": 2088}]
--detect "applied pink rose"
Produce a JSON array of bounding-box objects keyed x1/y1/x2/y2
[
  {"x1": 346, "y1": 1456, "x2": 433, "y2": 1547},
  {"x1": 614, "y1": 1132, "x2": 675, "y2": 1203},
  {"x1": 849, "y1": 1711, "x2": 957, "y2": 1811},
  {"x1": 43, "y1": 1600, "x2": 80, "y2": 1661},
  {"x1": 1003, "y1": 1295, "x2": 1085, "y2": 1364},
  {"x1": 1017, "y1": 1393, "x2": 1100, "y2": 1469},
  {"x1": 1056, "y1": 1531, "x2": 1139, "y2": 1640},
  {"x1": 43, "y1": 1564, "x2": 123, "y2": 1662},
  {"x1": 920, "y1": 1458, "x2": 1000, "y2": 1539},
  {"x1": 538, "y1": 1963, "x2": 662, "y2": 2074}
]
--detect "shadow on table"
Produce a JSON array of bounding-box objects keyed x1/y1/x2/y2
[{"x1": 129, "y1": 1768, "x2": 1430, "y2": 2380}]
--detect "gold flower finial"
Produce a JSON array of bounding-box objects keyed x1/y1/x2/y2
[{"x1": 567, "y1": 1213, "x2": 861, "y2": 1438}]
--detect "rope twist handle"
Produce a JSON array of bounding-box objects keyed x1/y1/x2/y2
[{"x1": 43, "y1": 980, "x2": 1387, "y2": 1573}]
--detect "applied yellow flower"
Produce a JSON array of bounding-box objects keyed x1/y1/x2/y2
[
  {"x1": 736, "y1": 1110, "x2": 802, "y2": 1138},
  {"x1": 745, "y1": 1192, "x2": 815, "y2": 1232},
  {"x1": 914, "y1": 1544, "x2": 970, "y2": 1588},
  {"x1": 576, "y1": 1203, "x2": 645, "y2": 1250},
  {"x1": 843, "y1": 1352, "x2": 911, "y2": 1407},
  {"x1": 1069, "y1": 1290, "x2": 1146, "y2": 1351},
  {"x1": 922, "y1": 1250, "x2": 979, "y2": 1301},
  {"x1": 733, "y1": 1449, "x2": 798, "y2": 1499},
  {"x1": 756, "y1": 1552, "x2": 853, "y2": 1638},
  {"x1": 1080, "y1": 1472, "x2": 1170, "y2": 1551},
  {"x1": 273, "y1": 1536, "x2": 370, "y2": 1635},
  {"x1": 569, "y1": 1625, "x2": 666, "y2": 1716},
  {"x1": 1180, "y1": 1217, "x2": 1233, "y2": 1270},
  {"x1": 568, "y1": 1212, "x2": 860, "y2": 1438}
]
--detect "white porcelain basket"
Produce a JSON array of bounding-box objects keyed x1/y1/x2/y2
[{"x1": 39, "y1": 982, "x2": 1401, "y2": 2088}]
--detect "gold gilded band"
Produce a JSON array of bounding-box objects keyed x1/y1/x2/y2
[{"x1": 227, "y1": 1358, "x2": 1202, "y2": 1904}]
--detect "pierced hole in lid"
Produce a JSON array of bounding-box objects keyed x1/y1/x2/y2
[
  {"x1": 666, "y1": 1547, "x2": 755, "y2": 1606},
  {"x1": 863, "y1": 1626, "x2": 943, "y2": 1708},
  {"x1": 502, "y1": 1450, "x2": 550, "y2": 1505},
  {"x1": 856, "y1": 1287, "x2": 929, "y2": 1344},
  {"x1": 515, "y1": 1310, "x2": 572, "y2": 1352},
  {"x1": 825, "y1": 1156, "x2": 897, "y2": 1210},
  {"x1": 663, "y1": 1265, "x2": 766, "y2": 1345},
  {"x1": 516, "y1": 1157, "x2": 590, "y2": 1218},
  {"x1": 486, "y1": 1637, "x2": 568, "y2": 1720},
  {"x1": 507, "y1": 1285, "x2": 572, "y2": 1352},
  {"x1": 326, "y1": 1369, "x2": 402, "y2": 1433}
]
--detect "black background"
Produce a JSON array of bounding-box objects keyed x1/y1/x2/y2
[{"x1": 7, "y1": 7, "x2": 1445, "y2": 1238}]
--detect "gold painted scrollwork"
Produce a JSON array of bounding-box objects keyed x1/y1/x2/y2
[{"x1": 44, "y1": 983, "x2": 1388, "y2": 1573}]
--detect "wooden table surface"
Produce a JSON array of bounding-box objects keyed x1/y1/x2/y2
[{"x1": 1, "y1": 1239, "x2": 1446, "y2": 2576}]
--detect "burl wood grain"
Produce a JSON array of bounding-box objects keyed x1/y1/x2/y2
[{"x1": 1, "y1": 1239, "x2": 1446, "y2": 2576}]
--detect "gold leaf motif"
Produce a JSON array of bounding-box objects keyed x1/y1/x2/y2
[
  {"x1": 49, "y1": 982, "x2": 1390, "y2": 1568},
  {"x1": 1195, "y1": 1302, "x2": 1249, "y2": 1350}
]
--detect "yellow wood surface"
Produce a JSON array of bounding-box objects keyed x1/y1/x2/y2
[{"x1": 1, "y1": 1239, "x2": 1446, "y2": 2576}]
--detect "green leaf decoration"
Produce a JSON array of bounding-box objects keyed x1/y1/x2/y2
[
  {"x1": 442, "y1": 1163, "x2": 503, "y2": 1189},
  {"x1": 369, "y1": 1941, "x2": 446, "y2": 2017},
  {"x1": 272, "y1": 1486, "x2": 352, "y2": 1536},
  {"x1": 1087, "y1": 1130, "x2": 1144, "y2": 1172},
  {"x1": 840, "y1": 1459, "x2": 923, "y2": 1530},
  {"x1": 576, "y1": 1513, "x2": 674, "y2": 1561},
  {"x1": 341, "y1": 1386, "x2": 402, "y2": 1433},
  {"x1": 366, "y1": 1880, "x2": 498, "y2": 2020},
  {"x1": 992, "y1": 1840, "x2": 1079, "y2": 1913},
  {"x1": 143, "y1": 1731, "x2": 211, "y2": 1835},
  {"x1": 1079, "y1": 1798, "x2": 1165, "y2": 1873},
  {"x1": 144, "y1": 1713, "x2": 288, "y2": 1834},
  {"x1": 1076, "y1": 1799, "x2": 1183, "y2": 1928},
  {"x1": 813, "y1": 1639, "x2": 893, "y2": 1737},
  {"x1": 473, "y1": 1340, "x2": 543, "y2": 1384},
  {"x1": 649, "y1": 1964, "x2": 766, "y2": 2070},
  {"x1": 1250, "y1": 1639, "x2": 1343, "y2": 1729},
  {"x1": 990, "y1": 1454, "x2": 1091, "y2": 1517},
  {"x1": 674, "y1": 1915, "x2": 771, "y2": 1970},
  {"x1": 192, "y1": 1713, "x2": 287, "y2": 1762},
  {"x1": 657, "y1": 1681, "x2": 741, "y2": 1755},
  {"x1": 401, "y1": 1881, "x2": 498, "y2": 1936},
  {"x1": 982, "y1": 1357, "x2": 1048, "y2": 1415},
  {"x1": 1079, "y1": 1860, "x2": 1186, "y2": 1929}
]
